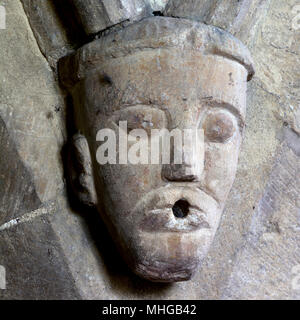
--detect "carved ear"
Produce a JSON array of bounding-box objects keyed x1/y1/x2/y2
[{"x1": 68, "y1": 133, "x2": 97, "y2": 207}]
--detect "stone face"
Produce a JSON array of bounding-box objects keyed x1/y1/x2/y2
[
  {"x1": 59, "y1": 17, "x2": 254, "y2": 282},
  {"x1": 0, "y1": 0, "x2": 299, "y2": 299}
]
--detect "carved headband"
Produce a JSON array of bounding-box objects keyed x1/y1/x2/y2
[{"x1": 59, "y1": 16, "x2": 255, "y2": 89}]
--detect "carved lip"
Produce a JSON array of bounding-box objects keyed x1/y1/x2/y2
[
  {"x1": 136, "y1": 186, "x2": 219, "y2": 233},
  {"x1": 143, "y1": 208, "x2": 210, "y2": 232}
]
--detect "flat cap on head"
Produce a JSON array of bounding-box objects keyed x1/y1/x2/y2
[{"x1": 59, "y1": 16, "x2": 255, "y2": 89}]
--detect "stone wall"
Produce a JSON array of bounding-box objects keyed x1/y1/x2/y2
[{"x1": 0, "y1": 0, "x2": 299, "y2": 299}]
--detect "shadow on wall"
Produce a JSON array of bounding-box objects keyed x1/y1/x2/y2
[{"x1": 50, "y1": 0, "x2": 87, "y2": 47}]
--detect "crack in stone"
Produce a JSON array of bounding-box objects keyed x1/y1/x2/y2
[{"x1": 0, "y1": 200, "x2": 56, "y2": 232}]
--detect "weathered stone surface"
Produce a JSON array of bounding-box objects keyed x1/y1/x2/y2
[
  {"x1": 164, "y1": 0, "x2": 271, "y2": 45},
  {"x1": 193, "y1": 0, "x2": 300, "y2": 299},
  {"x1": 20, "y1": 1, "x2": 169, "y2": 66},
  {"x1": 222, "y1": 138, "x2": 300, "y2": 299},
  {"x1": 59, "y1": 16, "x2": 254, "y2": 282},
  {"x1": 70, "y1": 0, "x2": 169, "y2": 35},
  {"x1": 165, "y1": 0, "x2": 217, "y2": 21},
  {"x1": 59, "y1": 16, "x2": 254, "y2": 87},
  {"x1": 20, "y1": 0, "x2": 84, "y2": 68},
  {"x1": 71, "y1": 0, "x2": 150, "y2": 35},
  {"x1": 0, "y1": 0, "x2": 299, "y2": 299},
  {"x1": 0, "y1": 117, "x2": 41, "y2": 225},
  {"x1": 0, "y1": 0, "x2": 65, "y2": 203},
  {"x1": 0, "y1": 200, "x2": 80, "y2": 300},
  {"x1": 148, "y1": 0, "x2": 168, "y2": 12},
  {"x1": 252, "y1": 0, "x2": 300, "y2": 132}
]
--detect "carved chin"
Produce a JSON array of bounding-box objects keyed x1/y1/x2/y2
[
  {"x1": 134, "y1": 257, "x2": 200, "y2": 282},
  {"x1": 123, "y1": 228, "x2": 214, "y2": 282},
  {"x1": 100, "y1": 195, "x2": 220, "y2": 282}
]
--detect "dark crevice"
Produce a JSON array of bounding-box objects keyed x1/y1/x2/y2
[
  {"x1": 172, "y1": 200, "x2": 190, "y2": 218},
  {"x1": 153, "y1": 11, "x2": 164, "y2": 16}
]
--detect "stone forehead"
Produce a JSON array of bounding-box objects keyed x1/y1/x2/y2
[{"x1": 59, "y1": 16, "x2": 255, "y2": 89}]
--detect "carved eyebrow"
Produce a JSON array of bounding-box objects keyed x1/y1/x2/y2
[
  {"x1": 106, "y1": 103, "x2": 172, "y2": 126},
  {"x1": 108, "y1": 103, "x2": 166, "y2": 114},
  {"x1": 106, "y1": 101, "x2": 244, "y2": 133}
]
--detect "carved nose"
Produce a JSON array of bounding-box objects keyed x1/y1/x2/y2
[
  {"x1": 162, "y1": 129, "x2": 204, "y2": 182},
  {"x1": 162, "y1": 163, "x2": 201, "y2": 182}
]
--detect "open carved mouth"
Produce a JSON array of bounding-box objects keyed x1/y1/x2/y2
[
  {"x1": 172, "y1": 199, "x2": 190, "y2": 218},
  {"x1": 141, "y1": 198, "x2": 210, "y2": 232},
  {"x1": 137, "y1": 187, "x2": 216, "y2": 232}
]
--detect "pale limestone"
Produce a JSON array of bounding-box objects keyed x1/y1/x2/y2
[
  {"x1": 0, "y1": 0, "x2": 65, "y2": 202},
  {"x1": 0, "y1": 0, "x2": 299, "y2": 299}
]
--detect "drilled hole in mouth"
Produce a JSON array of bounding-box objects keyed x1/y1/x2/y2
[{"x1": 172, "y1": 200, "x2": 190, "y2": 218}]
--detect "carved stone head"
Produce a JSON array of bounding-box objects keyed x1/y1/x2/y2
[{"x1": 59, "y1": 17, "x2": 254, "y2": 282}]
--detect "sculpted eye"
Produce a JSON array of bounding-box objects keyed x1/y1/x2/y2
[
  {"x1": 127, "y1": 113, "x2": 154, "y2": 132},
  {"x1": 203, "y1": 112, "x2": 236, "y2": 143},
  {"x1": 112, "y1": 106, "x2": 167, "y2": 135}
]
